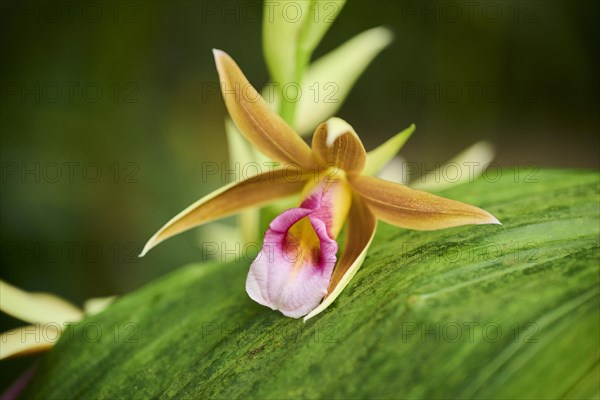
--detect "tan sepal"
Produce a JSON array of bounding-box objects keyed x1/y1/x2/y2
[
  {"x1": 213, "y1": 49, "x2": 314, "y2": 169},
  {"x1": 304, "y1": 195, "x2": 377, "y2": 321},
  {"x1": 140, "y1": 169, "x2": 307, "y2": 256},
  {"x1": 311, "y1": 117, "x2": 366, "y2": 175},
  {"x1": 350, "y1": 175, "x2": 500, "y2": 230}
]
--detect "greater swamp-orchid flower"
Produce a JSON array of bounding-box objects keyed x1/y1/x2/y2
[{"x1": 140, "y1": 50, "x2": 500, "y2": 320}]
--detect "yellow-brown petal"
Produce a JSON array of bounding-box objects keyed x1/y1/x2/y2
[
  {"x1": 140, "y1": 169, "x2": 307, "y2": 256},
  {"x1": 304, "y1": 195, "x2": 377, "y2": 321},
  {"x1": 349, "y1": 175, "x2": 500, "y2": 230},
  {"x1": 311, "y1": 117, "x2": 367, "y2": 176},
  {"x1": 213, "y1": 49, "x2": 314, "y2": 169}
]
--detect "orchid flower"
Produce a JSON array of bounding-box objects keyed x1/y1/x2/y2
[
  {"x1": 212, "y1": 23, "x2": 394, "y2": 247},
  {"x1": 209, "y1": 1, "x2": 392, "y2": 249},
  {"x1": 140, "y1": 50, "x2": 500, "y2": 320}
]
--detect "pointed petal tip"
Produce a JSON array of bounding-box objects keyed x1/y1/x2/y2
[
  {"x1": 212, "y1": 49, "x2": 228, "y2": 68},
  {"x1": 138, "y1": 244, "x2": 148, "y2": 258},
  {"x1": 359, "y1": 26, "x2": 395, "y2": 48},
  {"x1": 479, "y1": 210, "x2": 501, "y2": 226},
  {"x1": 375, "y1": 25, "x2": 395, "y2": 43},
  {"x1": 138, "y1": 240, "x2": 152, "y2": 258},
  {"x1": 212, "y1": 49, "x2": 231, "y2": 71},
  {"x1": 303, "y1": 305, "x2": 327, "y2": 322},
  {"x1": 489, "y1": 216, "x2": 502, "y2": 225},
  {"x1": 138, "y1": 232, "x2": 161, "y2": 258}
]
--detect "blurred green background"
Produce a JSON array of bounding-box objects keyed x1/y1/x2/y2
[{"x1": 1, "y1": 0, "x2": 598, "y2": 390}]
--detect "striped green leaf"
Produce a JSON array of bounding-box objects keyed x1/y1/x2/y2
[{"x1": 24, "y1": 169, "x2": 600, "y2": 399}]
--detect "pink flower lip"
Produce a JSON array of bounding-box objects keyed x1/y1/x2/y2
[{"x1": 246, "y1": 185, "x2": 339, "y2": 318}]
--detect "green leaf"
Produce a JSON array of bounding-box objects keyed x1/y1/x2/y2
[
  {"x1": 263, "y1": 0, "x2": 345, "y2": 85},
  {"x1": 363, "y1": 123, "x2": 415, "y2": 176},
  {"x1": 297, "y1": 0, "x2": 346, "y2": 59},
  {"x1": 262, "y1": 23, "x2": 393, "y2": 136},
  {"x1": 263, "y1": 0, "x2": 346, "y2": 124},
  {"x1": 24, "y1": 169, "x2": 599, "y2": 399},
  {"x1": 295, "y1": 26, "x2": 394, "y2": 135}
]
